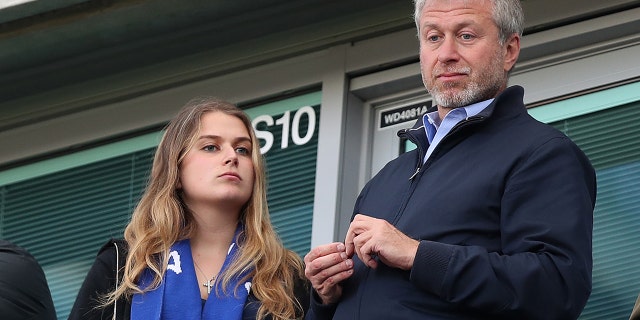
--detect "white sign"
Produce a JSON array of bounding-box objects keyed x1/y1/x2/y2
[
  {"x1": 252, "y1": 106, "x2": 317, "y2": 154},
  {"x1": 379, "y1": 101, "x2": 432, "y2": 129}
]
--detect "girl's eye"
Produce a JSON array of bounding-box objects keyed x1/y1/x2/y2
[
  {"x1": 203, "y1": 145, "x2": 218, "y2": 152},
  {"x1": 236, "y1": 147, "x2": 250, "y2": 155}
]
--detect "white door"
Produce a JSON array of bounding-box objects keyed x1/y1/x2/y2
[{"x1": 369, "y1": 98, "x2": 433, "y2": 178}]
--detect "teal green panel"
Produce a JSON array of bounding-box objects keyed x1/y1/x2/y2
[
  {"x1": 0, "y1": 148, "x2": 155, "y2": 320},
  {"x1": 548, "y1": 102, "x2": 640, "y2": 320},
  {"x1": 405, "y1": 139, "x2": 417, "y2": 153},
  {"x1": 549, "y1": 104, "x2": 640, "y2": 171},
  {"x1": 257, "y1": 103, "x2": 320, "y2": 256},
  {"x1": 244, "y1": 91, "x2": 321, "y2": 118},
  {"x1": 528, "y1": 81, "x2": 640, "y2": 123},
  {"x1": 0, "y1": 92, "x2": 321, "y2": 320},
  {"x1": 0, "y1": 131, "x2": 162, "y2": 186}
]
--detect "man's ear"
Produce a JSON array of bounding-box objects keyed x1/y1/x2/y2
[{"x1": 503, "y1": 33, "x2": 521, "y2": 72}]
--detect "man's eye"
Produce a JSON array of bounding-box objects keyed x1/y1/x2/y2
[
  {"x1": 203, "y1": 145, "x2": 218, "y2": 152},
  {"x1": 427, "y1": 35, "x2": 440, "y2": 42},
  {"x1": 461, "y1": 33, "x2": 474, "y2": 40}
]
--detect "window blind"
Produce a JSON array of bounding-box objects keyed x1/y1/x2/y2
[
  {"x1": 0, "y1": 104, "x2": 319, "y2": 319},
  {"x1": 0, "y1": 149, "x2": 154, "y2": 319},
  {"x1": 548, "y1": 102, "x2": 640, "y2": 320}
]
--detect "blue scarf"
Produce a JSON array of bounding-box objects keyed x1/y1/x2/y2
[{"x1": 131, "y1": 227, "x2": 252, "y2": 320}]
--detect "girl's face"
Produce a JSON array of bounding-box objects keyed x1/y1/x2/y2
[{"x1": 179, "y1": 111, "x2": 255, "y2": 214}]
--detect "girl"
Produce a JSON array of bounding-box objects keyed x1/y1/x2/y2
[{"x1": 69, "y1": 98, "x2": 308, "y2": 320}]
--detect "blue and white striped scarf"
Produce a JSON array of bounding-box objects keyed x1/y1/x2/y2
[{"x1": 131, "y1": 226, "x2": 252, "y2": 320}]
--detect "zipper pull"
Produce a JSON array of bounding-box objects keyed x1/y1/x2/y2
[{"x1": 409, "y1": 167, "x2": 420, "y2": 180}]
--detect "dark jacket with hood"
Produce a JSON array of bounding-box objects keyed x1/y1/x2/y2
[
  {"x1": 308, "y1": 86, "x2": 597, "y2": 320},
  {"x1": 0, "y1": 240, "x2": 57, "y2": 320}
]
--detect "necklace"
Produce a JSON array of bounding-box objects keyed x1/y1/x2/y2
[{"x1": 193, "y1": 259, "x2": 217, "y2": 294}]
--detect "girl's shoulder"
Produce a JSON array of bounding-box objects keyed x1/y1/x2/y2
[{"x1": 94, "y1": 238, "x2": 128, "y2": 270}]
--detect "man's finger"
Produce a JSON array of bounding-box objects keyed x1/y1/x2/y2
[{"x1": 305, "y1": 242, "x2": 344, "y2": 263}]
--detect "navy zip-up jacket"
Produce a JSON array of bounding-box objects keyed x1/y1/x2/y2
[{"x1": 309, "y1": 86, "x2": 596, "y2": 319}]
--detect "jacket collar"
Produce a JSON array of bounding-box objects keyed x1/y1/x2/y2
[{"x1": 399, "y1": 85, "x2": 526, "y2": 153}]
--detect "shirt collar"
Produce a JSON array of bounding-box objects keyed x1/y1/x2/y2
[{"x1": 425, "y1": 98, "x2": 494, "y2": 129}]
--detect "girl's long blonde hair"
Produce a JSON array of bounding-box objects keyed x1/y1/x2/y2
[{"x1": 105, "y1": 97, "x2": 305, "y2": 319}]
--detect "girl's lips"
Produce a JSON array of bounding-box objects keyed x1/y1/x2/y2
[{"x1": 220, "y1": 172, "x2": 241, "y2": 180}]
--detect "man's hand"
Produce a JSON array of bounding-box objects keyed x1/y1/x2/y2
[
  {"x1": 304, "y1": 242, "x2": 353, "y2": 305},
  {"x1": 345, "y1": 214, "x2": 419, "y2": 270}
]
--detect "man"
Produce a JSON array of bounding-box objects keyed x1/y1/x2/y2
[{"x1": 304, "y1": 0, "x2": 597, "y2": 319}]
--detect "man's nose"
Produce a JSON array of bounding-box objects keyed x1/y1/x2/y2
[{"x1": 437, "y1": 37, "x2": 461, "y2": 63}]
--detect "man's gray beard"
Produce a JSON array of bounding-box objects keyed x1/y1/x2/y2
[
  {"x1": 431, "y1": 81, "x2": 482, "y2": 108},
  {"x1": 427, "y1": 54, "x2": 507, "y2": 108}
]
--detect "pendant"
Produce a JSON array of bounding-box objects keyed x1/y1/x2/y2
[{"x1": 203, "y1": 278, "x2": 214, "y2": 294}]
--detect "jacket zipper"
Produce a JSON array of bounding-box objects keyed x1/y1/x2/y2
[
  {"x1": 405, "y1": 115, "x2": 485, "y2": 181},
  {"x1": 356, "y1": 115, "x2": 486, "y2": 317}
]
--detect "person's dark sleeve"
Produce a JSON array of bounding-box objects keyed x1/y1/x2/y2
[
  {"x1": 68, "y1": 239, "x2": 127, "y2": 320},
  {"x1": 304, "y1": 289, "x2": 338, "y2": 320},
  {"x1": 293, "y1": 273, "x2": 310, "y2": 318},
  {"x1": 0, "y1": 240, "x2": 57, "y2": 320},
  {"x1": 410, "y1": 137, "x2": 596, "y2": 319}
]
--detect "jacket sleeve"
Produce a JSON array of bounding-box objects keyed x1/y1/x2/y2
[
  {"x1": 304, "y1": 289, "x2": 338, "y2": 320},
  {"x1": 68, "y1": 239, "x2": 127, "y2": 320},
  {"x1": 293, "y1": 274, "x2": 310, "y2": 319},
  {"x1": 0, "y1": 240, "x2": 57, "y2": 320},
  {"x1": 410, "y1": 136, "x2": 596, "y2": 319}
]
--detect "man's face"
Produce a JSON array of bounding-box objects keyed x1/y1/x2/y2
[{"x1": 417, "y1": 0, "x2": 519, "y2": 108}]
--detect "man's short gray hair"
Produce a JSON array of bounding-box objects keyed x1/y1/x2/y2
[{"x1": 413, "y1": 0, "x2": 524, "y2": 44}]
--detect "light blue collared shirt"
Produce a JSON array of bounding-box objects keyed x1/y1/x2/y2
[{"x1": 423, "y1": 99, "x2": 493, "y2": 163}]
